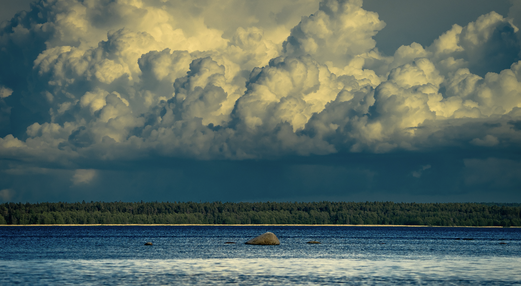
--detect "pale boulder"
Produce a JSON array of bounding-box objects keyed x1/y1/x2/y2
[{"x1": 245, "y1": 232, "x2": 280, "y2": 245}]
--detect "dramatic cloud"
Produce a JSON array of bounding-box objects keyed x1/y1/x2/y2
[{"x1": 0, "y1": 0, "x2": 519, "y2": 202}]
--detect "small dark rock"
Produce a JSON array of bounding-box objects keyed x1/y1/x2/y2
[
  {"x1": 224, "y1": 242, "x2": 235, "y2": 244},
  {"x1": 307, "y1": 241, "x2": 321, "y2": 244},
  {"x1": 499, "y1": 242, "x2": 507, "y2": 245},
  {"x1": 144, "y1": 242, "x2": 153, "y2": 246}
]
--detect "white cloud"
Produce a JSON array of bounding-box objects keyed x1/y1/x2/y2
[
  {"x1": 72, "y1": 169, "x2": 97, "y2": 185},
  {"x1": 0, "y1": 86, "x2": 12, "y2": 98},
  {"x1": 430, "y1": 11, "x2": 520, "y2": 76},
  {"x1": 509, "y1": 0, "x2": 521, "y2": 35},
  {"x1": 0, "y1": 189, "x2": 14, "y2": 201},
  {"x1": 283, "y1": 0, "x2": 385, "y2": 68},
  {"x1": 412, "y1": 165, "x2": 431, "y2": 178},
  {"x1": 0, "y1": 0, "x2": 519, "y2": 165},
  {"x1": 235, "y1": 55, "x2": 341, "y2": 132}
]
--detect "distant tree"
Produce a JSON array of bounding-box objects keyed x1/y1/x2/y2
[{"x1": 1, "y1": 201, "x2": 520, "y2": 226}]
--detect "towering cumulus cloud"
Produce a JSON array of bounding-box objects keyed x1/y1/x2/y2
[{"x1": 0, "y1": 0, "x2": 520, "y2": 202}]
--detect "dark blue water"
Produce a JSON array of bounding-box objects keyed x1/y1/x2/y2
[{"x1": 1, "y1": 226, "x2": 520, "y2": 285}]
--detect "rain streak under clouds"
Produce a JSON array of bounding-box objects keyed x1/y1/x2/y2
[{"x1": 0, "y1": 0, "x2": 520, "y2": 203}]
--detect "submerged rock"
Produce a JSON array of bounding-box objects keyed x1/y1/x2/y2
[
  {"x1": 245, "y1": 232, "x2": 280, "y2": 245},
  {"x1": 144, "y1": 242, "x2": 153, "y2": 246},
  {"x1": 307, "y1": 241, "x2": 321, "y2": 244},
  {"x1": 224, "y1": 242, "x2": 236, "y2": 244}
]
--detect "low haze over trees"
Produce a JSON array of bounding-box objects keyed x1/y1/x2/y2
[{"x1": 0, "y1": 201, "x2": 520, "y2": 227}]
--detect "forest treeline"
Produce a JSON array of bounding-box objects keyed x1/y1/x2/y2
[{"x1": 1, "y1": 201, "x2": 520, "y2": 226}]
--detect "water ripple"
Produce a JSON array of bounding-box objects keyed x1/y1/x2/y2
[{"x1": 1, "y1": 258, "x2": 520, "y2": 285}]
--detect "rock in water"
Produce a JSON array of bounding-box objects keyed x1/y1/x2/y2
[
  {"x1": 307, "y1": 241, "x2": 321, "y2": 244},
  {"x1": 144, "y1": 242, "x2": 153, "y2": 246},
  {"x1": 245, "y1": 232, "x2": 280, "y2": 245}
]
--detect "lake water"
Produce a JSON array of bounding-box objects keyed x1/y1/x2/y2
[{"x1": 0, "y1": 226, "x2": 520, "y2": 285}]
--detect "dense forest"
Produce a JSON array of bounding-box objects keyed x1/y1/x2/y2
[{"x1": 1, "y1": 201, "x2": 520, "y2": 226}]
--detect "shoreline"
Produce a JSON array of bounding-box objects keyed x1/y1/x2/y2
[{"x1": 0, "y1": 224, "x2": 515, "y2": 228}]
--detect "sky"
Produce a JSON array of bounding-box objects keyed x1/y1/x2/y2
[{"x1": 0, "y1": 0, "x2": 520, "y2": 204}]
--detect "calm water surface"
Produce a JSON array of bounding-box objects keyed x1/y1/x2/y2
[{"x1": 0, "y1": 226, "x2": 520, "y2": 285}]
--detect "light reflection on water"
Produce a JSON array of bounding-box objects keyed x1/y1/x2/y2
[
  {"x1": 1, "y1": 258, "x2": 520, "y2": 285},
  {"x1": 0, "y1": 226, "x2": 520, "y2": 284}
]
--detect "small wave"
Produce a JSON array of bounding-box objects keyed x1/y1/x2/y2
[{"x1": 1, "y1": 258, "x2": 520, "y2": 285}]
